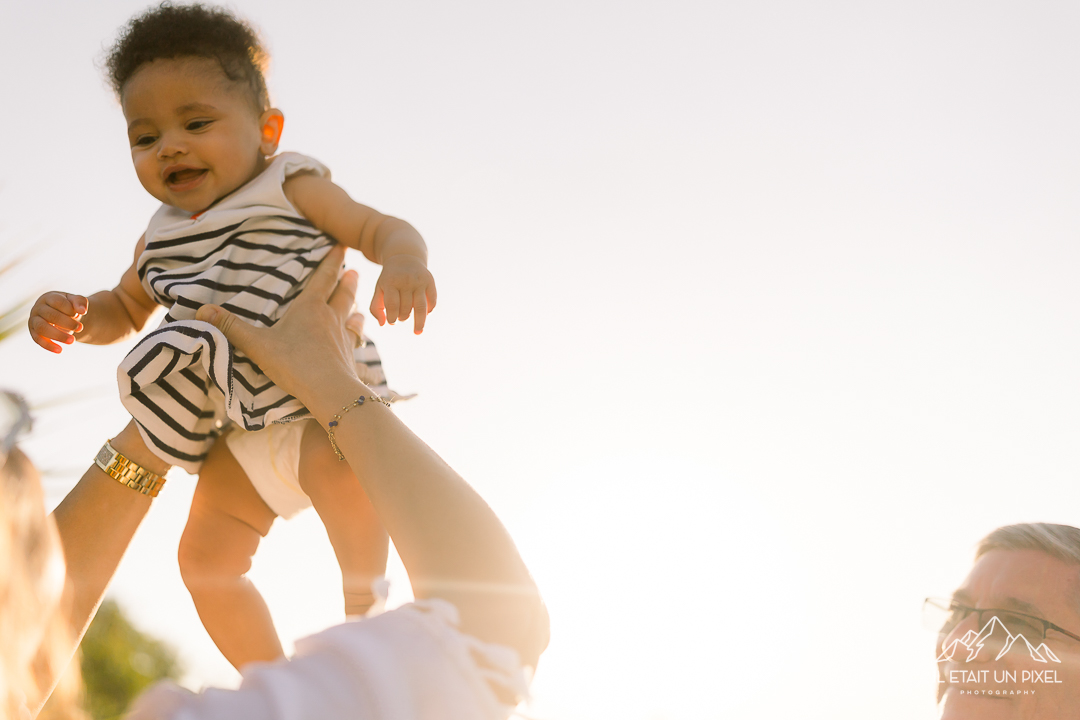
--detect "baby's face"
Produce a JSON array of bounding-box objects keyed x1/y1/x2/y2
[{"x1": 122, "y1": 57, "x2": 272, "y2": 214}]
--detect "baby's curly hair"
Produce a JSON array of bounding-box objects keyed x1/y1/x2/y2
[{"x1": 105, "y1": 3, "x2": 270, "y2": 111}]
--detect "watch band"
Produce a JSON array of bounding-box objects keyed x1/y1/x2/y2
[{"x1": 94, "y1": 439, "x2": 165, "y2": 497}]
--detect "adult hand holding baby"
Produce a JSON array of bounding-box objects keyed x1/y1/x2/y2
[
  {"x1": 197, "y1": 243, "x2": 548, "y2": 669},
  {"x1": 194, "y1": 245, "x2": 360, "y2": 411}
]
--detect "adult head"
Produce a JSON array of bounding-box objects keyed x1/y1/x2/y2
[
  {"x1": 0, "y1": 394, "x2": 82, "y2": 719},
  {"x1": 932, "y1": 523, "x2": 1080, "y2": 719}
]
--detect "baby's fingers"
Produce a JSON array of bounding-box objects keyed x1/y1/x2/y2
[
  {"x1": 69, "y1": 293, "x2": 88, "y2": 316},
  {"x1": 36, "y1": 304, "x2": 83, "y2": 334},
  {"x1": 395, "y1": 289, "x2": 415, "y2": 325},
  {"x1": 44, "y1": 292, "x2": 88, "y2": 318},
  {"x1": 369, "y1": 289, "x2": 387, "y2": 326},
  {"x1": 413, "y1": 279, "x2": 436, "y2": 333},
  {"x1": 28, "y1": 292, "x2": 88, "y2": 353},
  {"x1": 383, "y1": 288, "x2": 402, "y2": 326},
  {"x1": 412, "y1": 296, "x2": 427, "y2": 334},
  {"x1": 28, "y1": 316, "x2": 74, "y2": 353},
  {"x1": 426, "y1": 280, "x2": 437, "y2": 312}
]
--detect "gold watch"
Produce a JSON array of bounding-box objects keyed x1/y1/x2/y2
[{"x1": 94, "y1": 439, "x2": 165, "y2": 497}]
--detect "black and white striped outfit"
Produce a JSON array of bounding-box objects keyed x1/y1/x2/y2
[{"x1": 118, "y1": 153, "x2": 396, "y2": 473}]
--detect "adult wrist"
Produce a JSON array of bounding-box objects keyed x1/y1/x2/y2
[
  {"x1": 301, "y1": 376, "x2": 372, "y2": 427},
  {"x1": 326, "y1": 393, "x2": 392, "y2": 459},
  {"x1": 95, "y1": 439, "x2": 165, "y2": 496},
  {"x1": 109, "y1": 422, "x2": 172, "y2": 476}
]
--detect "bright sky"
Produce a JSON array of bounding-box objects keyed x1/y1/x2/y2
[{"x1": 4, "y1": 1, "x2": 1080, "y2": 718}]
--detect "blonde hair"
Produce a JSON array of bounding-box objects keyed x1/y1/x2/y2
[
  {"x1": 976, "y1": 523, "x2": 1080, "y2": 565},
  {"x1": 0, "y1": 449, "x2": 85, "y2": 719}
]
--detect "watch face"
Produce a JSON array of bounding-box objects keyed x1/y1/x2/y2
[{"x1": 95, "y1": 444, "x2": 113, "y2": 468}]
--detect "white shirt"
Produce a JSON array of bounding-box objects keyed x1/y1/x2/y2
[{"x1": 125, "y1": 601, "x2": 528, "y2": 720}]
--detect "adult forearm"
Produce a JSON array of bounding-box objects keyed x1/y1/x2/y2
[
  {"x1": 192, "y1": 247, "x2": 548, "y2": 665},
  {"x1": 50, "y1": 422, "x2": 165, "y2": 652},
  {"x1": 306, "y1": 377, "x2": 548, "y2": 665}
]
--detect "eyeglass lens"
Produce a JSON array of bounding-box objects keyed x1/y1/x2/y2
[{"x1": 939, "y1": 605, "x2": 1047, "y2": 646}]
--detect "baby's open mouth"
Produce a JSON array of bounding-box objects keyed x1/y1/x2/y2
[{"x1": 166, "y1": 168, "x2": 207, "y2": 187}]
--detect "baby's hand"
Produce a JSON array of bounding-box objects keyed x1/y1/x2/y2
[
  {"x1": 28, "y1": 291, "x2": 88, "y2": 353},
  {"x1": 370, "y1": 255, "x2": 437, "y2": 334}
]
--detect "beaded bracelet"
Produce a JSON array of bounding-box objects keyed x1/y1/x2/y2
[{"x1": 327, "y1": 395, "x2": 392, "y2": 460}]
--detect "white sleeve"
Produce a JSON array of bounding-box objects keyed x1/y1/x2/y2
[
  {"x1": 274, "y1": 151, "x2": 331, "y2": 182},
  {"x1": 124, "y1": 682, "x2": 276, "y2": 720},
  {"x1": 124, "y1": 601, "x2": 527, "y2": 720}
]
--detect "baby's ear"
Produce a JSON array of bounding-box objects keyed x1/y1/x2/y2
[{"x1": 259, "y1": 109, "x2": 285, "y2": 155}]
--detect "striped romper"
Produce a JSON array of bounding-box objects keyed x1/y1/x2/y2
[{"x1": 118, "y1": 153, "x2": 396, "y2": 478}]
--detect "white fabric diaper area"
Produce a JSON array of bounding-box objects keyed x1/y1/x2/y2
[{"x1": 225, "y1": 420, "x2": 313, "y2": 519}]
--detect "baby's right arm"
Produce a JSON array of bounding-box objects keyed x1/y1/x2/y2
[{"x1": 28, "y1": 235, "x2": 160, "y2": 353}]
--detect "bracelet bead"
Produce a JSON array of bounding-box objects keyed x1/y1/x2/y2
[{"x1": 326, "y1": 394, "x2": 391, "y2": 460}]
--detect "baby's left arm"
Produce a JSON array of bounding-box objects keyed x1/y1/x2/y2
[{"x1": 284, "y1": 174, "x2": 436, "y2": 334}]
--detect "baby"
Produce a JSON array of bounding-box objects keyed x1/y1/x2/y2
[{"x1": 27, "y1": 4, "x2": 436, "y2": 671}]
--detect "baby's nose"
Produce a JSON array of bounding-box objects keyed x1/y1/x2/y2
[{"x1": 157, "y1": 132, "x2": 186, "y2": 158}]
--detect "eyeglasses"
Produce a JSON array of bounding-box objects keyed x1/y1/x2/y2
[
  {"x1": 923, "y1": 597, "x2": 1080, "y2": 645},
  {"x1": 0, "y1": 390, "x2": 32, "y2": 463}
]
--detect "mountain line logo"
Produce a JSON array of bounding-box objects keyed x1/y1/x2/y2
[{"x1": 937, "y1": 615, "x2": 1062, "y2": 664}]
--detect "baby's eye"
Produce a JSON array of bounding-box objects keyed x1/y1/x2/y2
[
  {"x1": 132, "y1": 135, "x2": 157, "y2": 148},
  {"x1": 186, "y1": 120, "x2": 212, "y2": 131}
]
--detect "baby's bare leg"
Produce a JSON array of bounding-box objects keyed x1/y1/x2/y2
[
  {"x1": 299, "y1": 421, "x2": 390, "y2": 616},
  {"x1": 178, "y1": 438, "x2": 282, "y2": 670}
]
